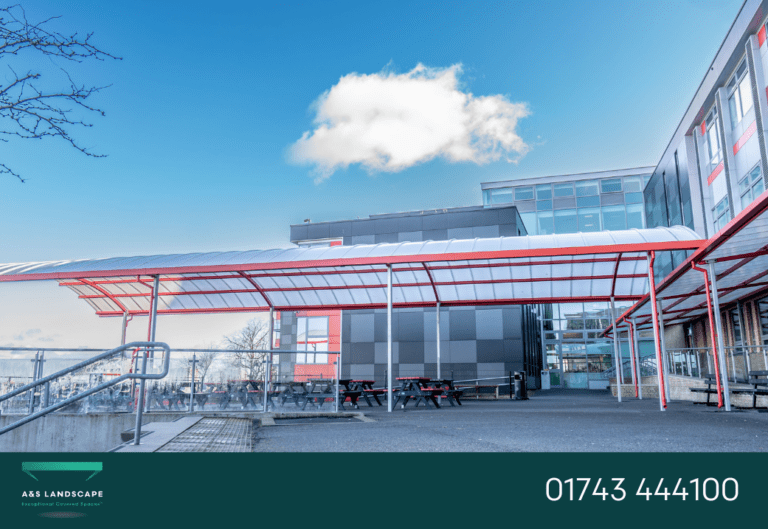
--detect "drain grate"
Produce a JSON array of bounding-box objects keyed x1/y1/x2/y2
[
  {"x1": 157, "y1": 418, "x2": 252, "y2": 452},
  {"x1": 273, "y1": 416, "x2": 358, "y2": 425}
]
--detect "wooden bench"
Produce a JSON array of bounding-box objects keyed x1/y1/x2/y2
[
  {"x1": 690, "y1": 375, "x2": 720, "y2": 406},
  {"x1": 732, "y1": 371, "x2": 768, "y2": 409}
]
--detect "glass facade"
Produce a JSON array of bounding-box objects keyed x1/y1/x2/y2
[
  {"x1": 483, "y1": 175, "x2": 650, "y2": 235},
  {"x1": 482, "y1": 171, "x2": 653, "y2": 389}
]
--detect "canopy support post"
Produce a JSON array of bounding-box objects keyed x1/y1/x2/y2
[
  {"x1": 646, "y1": 252, "x2": 667, "y2": 411},
  {"x1": 707, "y1": 260, "x2": 732, "y2": 411},
  {"x1": 134, "y1": 274, "x2": 159, "y2": 445},
  {"x1": 657, "y1": 300, "x2": 671, "y2": 401},
  {"x1": 610, "y1": 297, "x2": 622, "y2": 403},
  {"x1": 120, "y1": 312, "x2": 129, "y2": 346},
  {"x1": 387, "y1": 264, "x2": 393, "y2": 413},
  {"x1": 436, "y1": 302, "x2": 441, "y2": 381},
  {"x1": 691, "y1": 262, "x2": 726, "y2": 408},
  {"x1": 631, "y1": 318, "x2": 642, "y2": 399},
  {"x1": 628, "y1": 319, "x2": 639, "y2": 398},
  {"x1": 264, "y1": 306, "x2": 274, "y2": 413}
]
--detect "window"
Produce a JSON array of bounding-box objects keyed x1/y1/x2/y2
[
  {"x1": 576, "y1": 180, "x2": 599, "y2": 197},
  {"x1": 727, "y1": 59, "x2": 753, "y2": 128},
  {"x1": 626, "y1": 203, "x2": 644, "y2": 229},
  {"x1": 537, "y1": 211, "x2": 554, "y2": 235},
  {"x1": 576, "y1": 195, "x2": 600, "y2": 207},
  {"x1": 625, "y1": 192, "x2": 644, "y2": 204},
  {"x1": 554, "y1": 183, "x2": 574, "y2": 197},
  {"x1": 519, "y1": 212, "x2": 536, "y2": 234},
  {"x1": 577, "y1": 208, "x2": 601, "y2": 232},
  {"x1": 296, "y1": 316, "x2": 329, "y2": 364},
  {"x1": 623, "y1": 176, "x2": 643, "y2": 193},
  {"x1": 600, "y1": 178, "x2": 622, "y2": 193},
  {"x1": 705, "y1": 107, "x2": 722, "y2": 166},
  {"x1": 490, "y1": 188, "x2": 513, "y2": 204},
  {"x1": 515, "y1": 187, "x2": 534, "y2": 200},
  {"x1": 713, "y1": 196, "x2": 731, "y2": 232},
  {"x1": 738, "y1": 165, "x2": 764, "y2": 210},
  {"x1": 537, "y1": 200, "x2": 552, "y2": 210},
  {"x1": 536, "y1": 184, "x2": 552, "y2": 200},
  {"x1": 554, "y1": 209, "x2": 577, "y2": 233},
  {"x1": 601, "y1": 205, "x2": 626, "y2": 231}
]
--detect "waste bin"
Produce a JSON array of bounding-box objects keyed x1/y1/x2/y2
[
  {"x1": 513, "y1": 372, "x2": 529, "y2": 400},
  {"x1": 540, "y1": 370, "x2": 550, "y2": 390}
]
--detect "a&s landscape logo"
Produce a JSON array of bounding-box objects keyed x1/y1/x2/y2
[{"x1": 19, "y1": 461, "x2": 105, "y2": 519}]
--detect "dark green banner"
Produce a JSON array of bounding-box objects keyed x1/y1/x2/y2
[{"x1": 0, "y1": 453, "x2": 765, "y2": 526}]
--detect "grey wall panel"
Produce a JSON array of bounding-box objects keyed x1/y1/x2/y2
[
  {"x1": 399, "y1": 363, "x2": 424, "y2": 377},
  {"x1": 291, "y1": 225, "x2": 308, "y2": 241},
  {"x1": 307, "y1": 223, "x2": 331, "y2": 240},
  {"x1": 476, "y1": 339, "x2": 506, "y2": 363},
  {"x1": 350, "y1": 235, "x2": 375, "y2": 245},
  {"x1": 450, "y1": 340, "x2": 477, "y2": 363},
  {"x1": 473, "y1": 225, "x2": 500, "y2": 238},
  {"x1": 351, "y1": 219, "x2": 376, "y2": 236},
  {"x1": 374, "y1": 217, "x2": 400, "y2": 234},
  {"x1": 373, "y1": 341, "x2": 398, "y2": 363},
  {"x1": 397, "y1": 216, "x2": 424, "y2": 233},
  {"x1": 449, "y1": 311, "x2": 476, "y2": 340},
  {"x1": 350, "y1": 342, "x2": 374, "y2": 364},
  {"x1": 350, "y1": 313, "x2": 375, "y2": 342},
  {"x1": 476, "y1": 309, "x2": 503, "y2": 339},
  {"x1": 399, "y1": 341, "x2": 425, "y2": 363},
  {"x1": 398, "y1": 311, "x2": 424, "y2": 342},
  {"x1": 423, "y1": 214, "x2": 452, "y2": 230},
  {"x1": 499, "y1": 224, "x2": 520, "y2": 237},
  {"x1": 373, "y1": 312, "x2": 399, "y2": 341},
  {"x1": 374, "y1": 233, "x2": 399, "y2": 244},
  {"x1": 447, "y1": 227, "x2": 474, "y2": 239},
  {"x1": 422, "y1": 229, "x2": 448, "y2": 241},
  {"x1": 503, "y1": 308, "x2": 523, "y2": 338},
  {"x1": 329, "y1": 222, "x2": 353, "y2": 238},
  {"x1": 350, "y1": 364, "x2": 375, "y2": 379},
  {"x1": 398, "y1": 231, "x2": 422, "y2": 242},
  {"x1": 504, "y1": 339, "x2": 524, "y2": 362}
]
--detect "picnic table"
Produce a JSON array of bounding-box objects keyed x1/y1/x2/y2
[
  {"x1": 339, "y1": 379, "x2": 386, "y2": 409},
  {"x1": 277, "y1": 379, "x2": 336, "y2": 410},
  {"x1": 426, "y1": 379, "x2": 464, "y2": 407},
  {"x1": 392, "y1": 377, "x2": 443, "y2": 410}
]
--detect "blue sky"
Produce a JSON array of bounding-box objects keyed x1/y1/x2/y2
[{"x1": 0, "y1": 0, "x2": 745, "y2": 349}]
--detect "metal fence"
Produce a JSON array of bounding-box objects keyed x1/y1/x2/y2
[
  {"x1": 663, "y1": 345, "x2": 768, "y2": 383},
  {"x1": 0, "y1": 347, "x2": 341, "y2": 416}
]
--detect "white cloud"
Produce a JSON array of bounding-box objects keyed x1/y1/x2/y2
[{"x1": 290, "y1": 64, "x2": 531, "y2": 182}]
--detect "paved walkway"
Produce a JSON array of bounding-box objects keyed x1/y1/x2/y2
[{"x1": 253, "y1": 390, "x2": 768, "y2": 452}]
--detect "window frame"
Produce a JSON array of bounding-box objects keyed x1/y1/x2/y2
[{"x1": 727, "y1": 57, "x2": 753, "y2": 129}]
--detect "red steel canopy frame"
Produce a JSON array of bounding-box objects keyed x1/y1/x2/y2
[
  {"x1": 606, "y1": 190, "x2": 768, "y2": 411},
  {"x1": 0, "y1": 227, "x2": 703, "y2": 412},
  {"x1": 0, "y1": 227, "x2": 701, "y2": 316}
]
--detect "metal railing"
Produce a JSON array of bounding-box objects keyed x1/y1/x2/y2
[
  {"x1": 0, "y1": 342, "x2": 170, "y2": 438},
  {"x1": 663, "y1": 345, "x2": 768, "y2": 383}
]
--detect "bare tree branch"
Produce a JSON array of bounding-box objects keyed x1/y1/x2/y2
[
  {"x1": 0, "y1": 4, "x2": 121, "y2": 182},
  {"x1": 223, "y1": 319, "x2": 271, "y2": 381}
]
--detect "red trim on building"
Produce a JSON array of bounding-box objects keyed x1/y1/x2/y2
[
  {"x1": 733, "y1": 120, "x2": 757, "y2": 155},
  {"x1": 707, "y1": 161, "x2": 724, "y2": 186},
  {"x1": 700, "y1": 121, "x2": 706, "y2": 136},
  {"x1": 330, "y1": 241, "x2": 342, "y2": 246},
  {"x1": 759, "y1": 25, "x2": 766, "y2": 47}
]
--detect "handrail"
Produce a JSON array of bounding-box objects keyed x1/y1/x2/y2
[{"x1": 0, "y1": 341, "x2": 170, "y2": 436}]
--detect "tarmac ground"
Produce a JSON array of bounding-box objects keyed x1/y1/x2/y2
[{"x1": 252, "y1": 389, "x2": 768, "y2": 452}]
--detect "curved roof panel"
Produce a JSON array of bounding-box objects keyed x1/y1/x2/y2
[{"x1": 0, "y1": 227, "x2": 702, "y2": 317}]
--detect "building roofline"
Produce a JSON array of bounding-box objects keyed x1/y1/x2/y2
[{"x1": 480, "y1": 166, "x2": 656, "y2": 189}]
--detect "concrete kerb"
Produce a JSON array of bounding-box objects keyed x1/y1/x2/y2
[{"x1": 259, "y1": 411, "x2": 373, "y2": 426}]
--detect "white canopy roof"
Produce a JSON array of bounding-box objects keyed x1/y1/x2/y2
[{"x1": 0, "y1": 227, "x2": 702, "y2": 317}]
